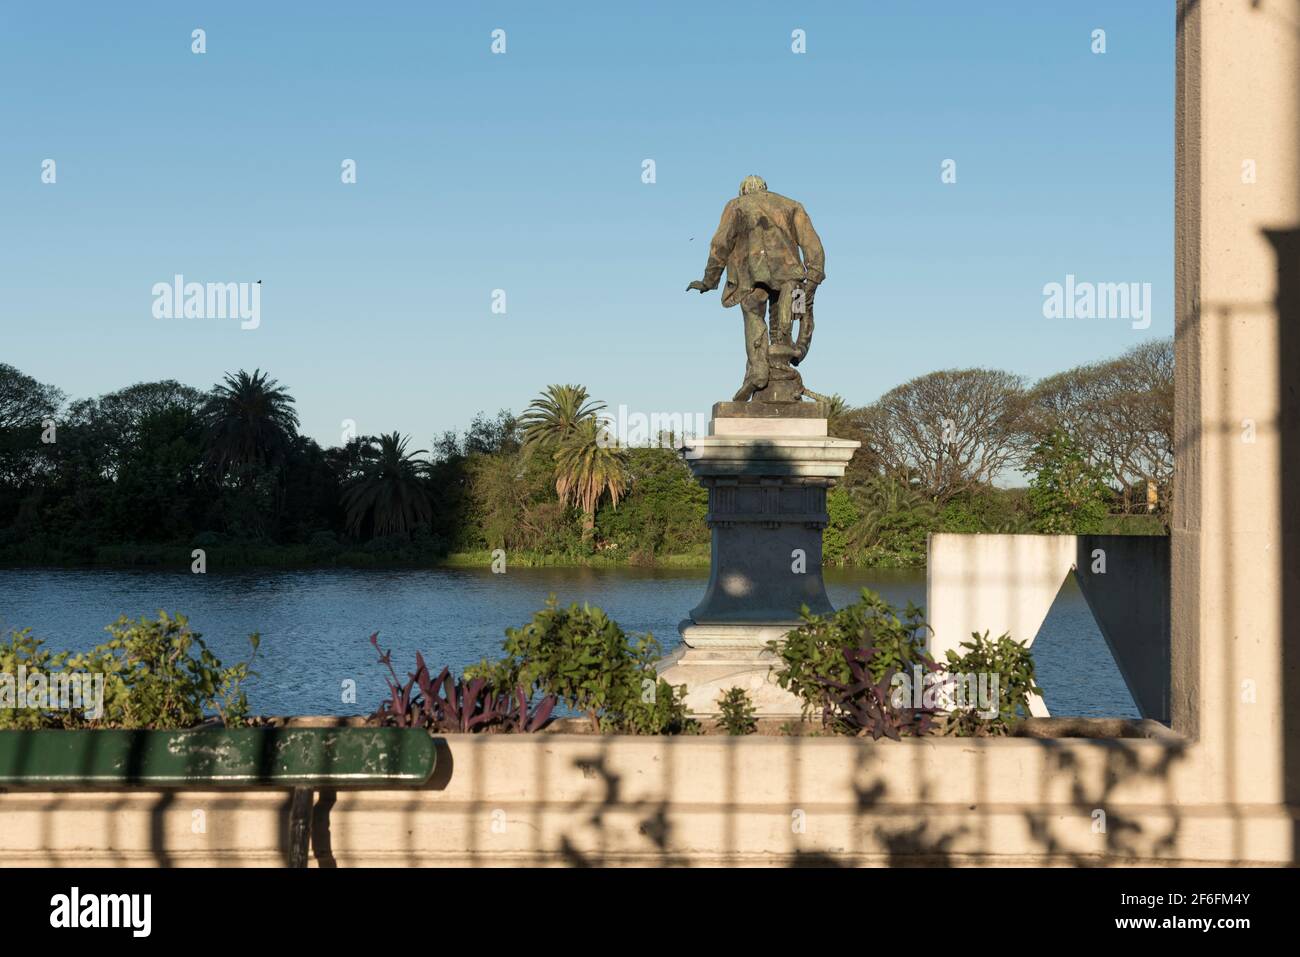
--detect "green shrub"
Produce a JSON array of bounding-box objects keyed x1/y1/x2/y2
[
  {"x1": 806, "y1": 645, "x2": 937, "y2": 739},
  {"x1": 768, "y1": 590, "x2": 1041, "y2": 738},
  {"x1": 0, "y1": 612, "x2": 259, "y2": 730},
  {"x1": 307, "y1": 530, "x2": 339, "y2": 550},
  {"x1": 716, "y1": 687, "x2": 757, "y2": 735},
  {"x1": 941, "y1": 630, "x2": 1041, "y2": 736},
  {"x1": 768, "y1": 588, "x2": 932, "y2": 720},
  {"x1": 937, "y1": 488, "x2": 1028, "y2": 534},
  {"x1": 0, "y1": 628, "x2": 67, "y2": 729},
  {"x1": 477, "y1": 598, "x2": 696, "y2": 734},
  {"x1": 594, "y1": 447, "x2": 708, "y2": 556},
  {"x1": 840, "y1": 478, "x2": 936, "y2": 566}
]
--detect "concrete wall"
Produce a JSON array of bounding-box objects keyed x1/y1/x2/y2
[
  {"x1": 927, "y1": 534, "x2": 1171, "y2": 721},
  {"x1": 927, "y1": 534, "x2": 1075, "y2": 716},
  {"x1": 0, "y1": 732, "x2": 1293, "y2": 867},
  {"x1": 1075, "y1": 535, "x2": 1172, "y2": 723}
]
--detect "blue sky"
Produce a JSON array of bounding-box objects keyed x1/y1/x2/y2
[{"x1": 0, "y1": 1, "x2": 1174, "y2": 448}]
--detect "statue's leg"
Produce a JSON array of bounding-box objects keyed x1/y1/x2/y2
[
  {"x1": 771, "y1": 280, "x2": 796, "y2": 347},
  {"x1": 734, "y1": 290, "x2": 770, "y2": 401},
  {"x1": 753, "y1": 281, "x2": 806, "y2": 402}
]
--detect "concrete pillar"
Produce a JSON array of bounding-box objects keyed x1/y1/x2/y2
[{"x1": 1174, "y1": 0, "x2": 1300, "y2": 827}]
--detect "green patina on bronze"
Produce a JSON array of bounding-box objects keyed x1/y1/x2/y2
[
  {"x1": 0, "y1": 727, "x2": 435, "y2": 787},
  {"x1": 687, "y1": 176, "x2": 826, "y2": 404}
]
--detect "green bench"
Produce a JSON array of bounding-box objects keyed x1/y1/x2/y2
[{"x1": 0, "y1": 727, "x2": 437, "y2": 866}]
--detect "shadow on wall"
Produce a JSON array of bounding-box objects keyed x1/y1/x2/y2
[
  {"x1": 1271, "y1": 224, "x2": 1300, "y2": 862},
  {"x1": 295, "y1": 732, "x2": 1195, "y2": 867},
  {"x1": 1259, "y1": 0, "x2": 1300, "y2": 861}
]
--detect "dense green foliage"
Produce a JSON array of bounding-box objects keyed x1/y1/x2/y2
[
  {"x1": 1025, "y1": 430, "x2": 1111, "y2": 533},
  {"x1": 0, "y1": 612, "x2": 257, "y2": 729},
  {"x1": 472, "y1": 598, "x2": 697, "y2": 734},
  {"x1": 595, "y1": 448, "x2": 708, "y2": 562},
  {"x1": 0, "y1": 342, "x2": 1170, "y2": 570},
  {"x1": 770, "y1": 589, "x2": 1039, "y2": 738},
  {"x1": 943, "y1": 631, "x2": 1042, "y2": 736},
  {"x1": 0, "y1": 365, "x2": 706, "y2": 567},
  {"x1": 769, "y1": 588, "x2": 931, "y2": 720}
]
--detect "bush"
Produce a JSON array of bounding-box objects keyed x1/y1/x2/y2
[
  {"x1": 0, "y1": 612, "x2": 258, "y2": 729},
  {"x1": 822, "y1": 487, "x2": 859, "y2": 565},
  {"x1": 768, "y1": 588, "x2": 931, "y2": 720},
  {"x1": 941, "y1": 630, "x2": 1041, "y2": 736},
  {"x1": 937, "y1": 488, "x2": 1028, "y2": 534},
  {"x1": 838, "y1": 478, "x2": 936, "y2": 566},
  {"x1": 769, "y1": 589, "x2": 1040, "y2": 738},
  {"x1": 478, "y1": 598, "x2": 696, "y2": 734},
  {"x1": 716, "y1": 687, "x2": 757, "y2": 735},
  {"x1": 307, "y1": 530, "x2": 339, "y2": 550},
  {"x1": 363, "y1": 533, "x2": 410, "y2": 555},
  {"x1": 0, "y1": 628, "x2": 66, "y2": 729},
  {"x1": 808, "y1": 645, "x2": 937, "y2": 739},
  {"x1": 595, "y1": 447, "x2": 709, "y2": 557}
]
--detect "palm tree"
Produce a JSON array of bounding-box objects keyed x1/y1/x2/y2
[
  {"x1": 552, "y1": 418, "x2": 628, "y2": 544},
  {"x1": 202, "y1": 369, "x2": 300, "y2": 481},
  {"x1": 844, "y1": 476, "x2": 937, "y2": 553},
  {"x1": 341, "y1": 432, "x2": 433, "y2": 538},
  {"x1": 815, "y1": 393, "x2": 850, "y2": 436},
  {"x1": 519, "y1": 384, "x2": 605, "y2": 452}
]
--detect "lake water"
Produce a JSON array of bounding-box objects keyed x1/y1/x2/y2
[{"x1": 0, "y1": 567, "x2": 1138, "y2": 718}]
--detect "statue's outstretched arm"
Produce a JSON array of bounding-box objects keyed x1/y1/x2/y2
[{"x1": 695, "y1": 200, "x2": 737, "y2": 291}]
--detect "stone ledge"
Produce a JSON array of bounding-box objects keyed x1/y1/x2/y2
[{"x1": 680, "y1": 435, "x2": 860, "y2": 479}]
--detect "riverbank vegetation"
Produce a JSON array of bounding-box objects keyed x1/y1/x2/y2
[{"x1": 0, "y1": 339, "x2": 1170, "y2": 570}]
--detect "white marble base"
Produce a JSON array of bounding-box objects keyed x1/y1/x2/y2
[
  {"x1": 657, "y1": 622, "x2": 805, "y2": 716},
  {"x1": 709, "y1": 417, "x2": 827, "y2": 438}
]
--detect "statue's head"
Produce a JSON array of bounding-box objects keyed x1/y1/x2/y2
[{"x1": 738, "y1": 175, "x2": 767, "y2": 196}]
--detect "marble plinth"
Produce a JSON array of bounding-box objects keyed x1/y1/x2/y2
[{"x1": 658, "y1": 408, "x2": 859, "y2": 715}]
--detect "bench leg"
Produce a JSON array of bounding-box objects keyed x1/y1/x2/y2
[{"x1": 288, "y1": 787, "x2": 314, "y2": 868}]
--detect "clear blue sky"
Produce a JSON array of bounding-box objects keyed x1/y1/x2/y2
[{"x1": 0, "y1": 1, "x2": 1174, "y2": 447}]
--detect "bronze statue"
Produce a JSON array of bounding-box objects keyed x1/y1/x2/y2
[{"x1": 687, "y1": 175, "x2": 825, "y2": 402}]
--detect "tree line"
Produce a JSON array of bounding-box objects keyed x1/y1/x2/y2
[
  {"x1": 820, "y1": 338, "x2": 1172, "y2": 564},
  {"x1": 0, "y1": 338, "x2": 1171, "y2": 568}
]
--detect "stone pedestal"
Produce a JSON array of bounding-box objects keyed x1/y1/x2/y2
[{"x1": 658, "y1": 403, "x2": 860, "y2": 715}]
